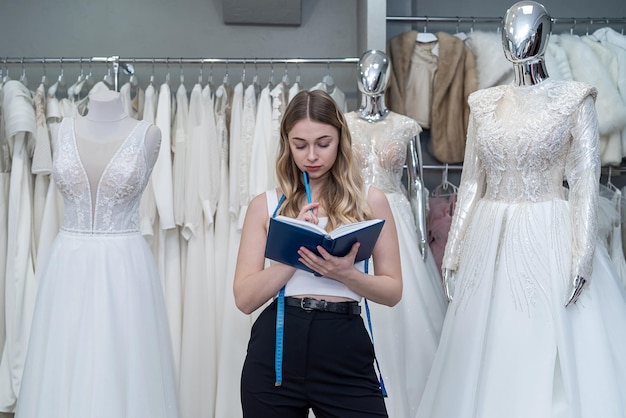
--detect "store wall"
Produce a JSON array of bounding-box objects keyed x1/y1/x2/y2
[{"x1": 0, "y1": 0, "x2": 364, "y2": 109}]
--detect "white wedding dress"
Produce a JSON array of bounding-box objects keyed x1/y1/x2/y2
[
  {"x1": 417, "y1": 79, "x2": 626, "y2": 418},
  {"x1": 15, "y1": 118, "x2": 179, "y2": 418},
  {"x1": 345, "y1": 111, "x2": 447, "y2": 418}
]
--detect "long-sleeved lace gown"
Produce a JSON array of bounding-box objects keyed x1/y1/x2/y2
[
  {"x1": 416, "y1": 80, "x2": 626, "y2": 418},
  {"x1": 15, "y1": 118, "x2": 179, "y2": 418},
  {"x1": 345, "y1": 112, "x2": 447, "y2": 418}
]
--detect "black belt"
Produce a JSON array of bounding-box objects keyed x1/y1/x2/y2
[{"x1": 284, "y1": 296, "x2": 361, "y2": 315}]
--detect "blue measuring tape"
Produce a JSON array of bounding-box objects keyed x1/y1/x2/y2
[{"x1": 273, "y1": 195, "x2": 286, "y2": 387}]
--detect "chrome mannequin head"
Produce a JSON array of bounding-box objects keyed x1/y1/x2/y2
[
  {"x1": 357, "y1": 50, "x2": 391, "y2": 96},
  {"x1": 501, "y1": 1, "x2": 551, "y2": 85},
  {"x1": 501, "y1": 1, "x2": 551, "y2": 63},
  {"x1": 357, "y1": 50, "x2": 391, "y2": 121}
]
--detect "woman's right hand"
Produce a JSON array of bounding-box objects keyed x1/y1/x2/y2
[{"x1": 297, "y1": 202, "x2": 320, "y2": 224}]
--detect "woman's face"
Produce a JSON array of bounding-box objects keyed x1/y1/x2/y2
[{"x1": 288, "y1": 117, "x2": 340, "y2": 180}]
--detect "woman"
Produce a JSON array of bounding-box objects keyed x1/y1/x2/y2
[{"x1": 233, "y1": 89, "x2": 402, "y2": 417}]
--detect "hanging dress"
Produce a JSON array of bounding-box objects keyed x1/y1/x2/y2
[
  {"x1": 0, "y1": 80, "x2": 37, "y2": 412},
  {"x1": 214, "y1": 81, "x2": 259, "y2": 417},
  {"x1": 178, "y1": 82, "x2": 218, "y2": 418}
]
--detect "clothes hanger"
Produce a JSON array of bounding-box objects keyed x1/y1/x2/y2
[
  {"x1": 40, "y1": 59, "x2": 48, "y2": 87},
  {"x1": 281, "y1": 62, "x2": 290, "y2": 87},
  {"x1": 240, "y1": 60, "x2": 246, "y2": 85},
  {"x1": 454, "y1": 17, "x2": 468, "y2": 41},
  {"x1": 2, "y1": 58, "x2": 11, "y2": 84},
  {"x1": 252, "y1": 59, "x2": 261, "y2": 96},
  {"x1": 48, "y1": 61, "x2": 67, "y2": 97},
  {"x1": 604, "y1": 166, "x2": 621, "y2": 194},
  {"x1": 197, "y1": 62, "x2": 204, "y2": 86},
  {"x1": 220, "y1": 59, "x2": 231, "y2": 88},
  {"x1": 18, "y1": 58, "x2": 29, "y2": 87},
  {"x1": 149, "y1": 59, "x2": 156, "y2": 86},
  {"x1": 432, "y1": 164, "x2": 459, "y2": 197},
  {"x1": 164, "y1": 58, "x2": 171, "y2": 86},
  {"x1": 266, "y1": 60, "x2": 275, "y2": 89},
  {"x1": 295, "y1": 61, "x2": 302, "y2": 85},
  {"x1": 68, "y1": 58, "x2": 87, "y2": 99},
  {"x1": 84, "y1": 58, "x2": 95, "y2": 90},
  {"x1": 416, "y1": 17, "x2": 438, "y2": 43},
  {"x1": 206, "y1": 62, "x2": 215, "y2": 97},
  {"x1": 321, "y1": 60, "x2": 334, "y2": 92},
  {"x1": 128, "y1": 59, "x2": 139, "y2": 88},
  {"x1": 179, "y1": 58, "x2": 185, "y2": 87},
  {"x1": 102, "y1": 61, "x2": 114, "y2": 88}
]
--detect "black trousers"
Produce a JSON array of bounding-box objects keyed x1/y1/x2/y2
[{"x1": 241, "y1": 300, "x2": 388, "y2": 418}]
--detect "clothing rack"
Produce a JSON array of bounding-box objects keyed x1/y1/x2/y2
[
  {"x1": 423, "y1": 164, "x2": 463, "y2": 171},
  {"x1": 1, "y1": 56, "x2": 360, "y2": 91},
  {"x1": 386, "y1": 15, "x2": 626, "y2": 33},
  {"x1": 602, "y1": 165, "x2": 626, "y2": 176}
]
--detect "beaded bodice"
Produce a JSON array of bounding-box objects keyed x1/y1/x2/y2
[
  {"x1": 470, "y1": 81, "x2": 598, "y2": 203},
  {"x1": 52, "y1": 117, "x2": 151, "y2": 234},
  {"x1": 346, "y1": 111, "x2": 421, "y2": 194},
  {"x1": 443, "y1": 79, "x2": 600, "y2": 279}
]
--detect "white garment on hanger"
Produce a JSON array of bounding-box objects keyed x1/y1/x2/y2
[
  {"x1": 0, "y1": 80, "x2": 37, "y2": 412},
  {"x1": 248, "y1": 85, "x2": 272, "y2": 198},
  {"x1": 178, "y1": 82, "x2": 219, "y2": 418}
]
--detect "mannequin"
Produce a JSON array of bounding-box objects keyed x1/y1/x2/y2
[
  {"x1": 355, "y1": 49, "x2": 427, "y2": 256},
  {"x1": 442, "y1": 1, "x2": 585, "y2": 306},
  {"x1": 345, "y1": 50, "x2": 447, "y2": 418},
  {"x1": 417, "y1": 2, "x2": 626, "y2": 417},
  {"x1": 501, "y1": 1, "x2": 550, "y2": 86},
  {"x1": 74, "y1": 90, "x2": 161, "y2": 204},
  {"x1": 16, "y1": 89, "x2": 178, "y2": 417}
]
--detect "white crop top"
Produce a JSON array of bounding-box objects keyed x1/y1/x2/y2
[{"x1": 265, "y1": 189, "x2": 364, "y2": 302}]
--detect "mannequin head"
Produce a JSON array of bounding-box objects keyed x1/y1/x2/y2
[
  {"x1": 357, "y1": 50, "x2": 391, "y2": 96},
  {"x1": 501, "y1": 1, "x2": 551, "y2": 63}
]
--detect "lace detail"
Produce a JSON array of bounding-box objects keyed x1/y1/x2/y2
[
  {"x1": 443, "y1": 79, "x2": 600, "y2": 279},
  {"x1": 345, "y1": 111, "x2": 421, "y2": 194},
  {"x1": 52, "y1": 118, "x2": 152, "y2": 234},
  {"x1": 470, "y1": 81, "x2": 594, "y2": 203}
]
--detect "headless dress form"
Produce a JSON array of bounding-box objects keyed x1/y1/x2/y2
[{"x1": 74, "y1": 90, "x2": 160, "y2": 205}]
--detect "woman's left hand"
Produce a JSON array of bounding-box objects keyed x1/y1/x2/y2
[{"x1": 297, "y1": 242, "x2": 360, "y2": 281}]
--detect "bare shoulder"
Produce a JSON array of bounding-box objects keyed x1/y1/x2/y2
[
  {"x1": 248, "y1": 191, "x2": 269, "y2": 213},
  {"x1": 246, "y1": 189, "x2": 278, "y2": 223}
]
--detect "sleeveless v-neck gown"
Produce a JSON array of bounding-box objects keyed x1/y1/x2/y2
[{"x1": 15, "y1": 118, "x2": 179, "y2": 418}]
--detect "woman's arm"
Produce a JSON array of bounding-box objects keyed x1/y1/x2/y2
[
  {"x1": 233, "y1": 192, "x2": 297, "y2": 314},
  {"x1": 297, "y1": 186, "x2": 403, "y2": 306}
]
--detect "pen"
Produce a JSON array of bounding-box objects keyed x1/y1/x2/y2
[{"x1": 303, "y1": 171, "x2": 313, "y2": 212}]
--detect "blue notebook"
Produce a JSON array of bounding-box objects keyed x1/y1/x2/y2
[{"x1": 264, "y1": 215, "x2": 385, "y2": 274}]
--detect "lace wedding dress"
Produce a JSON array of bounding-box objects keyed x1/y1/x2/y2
[
  {"x1": 15, "y1": 118, "x2": 179, "y2": 418},
  {"x1": 417, "y1": 80, "x2": 626, "y2": 418},
  {"x1": 346, "y1": 112, "x2": 447, "y2": 418}
]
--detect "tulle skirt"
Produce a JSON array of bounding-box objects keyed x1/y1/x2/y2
[
  {"x1": 367, "y1": 191, "x2": 448, "y2": 418},
  {"x1": 416, "y1": 198, "x2": 626, "y2": 418},
  {"x1": 15, "y1": 230, "x2": 179, "y2": 418}
]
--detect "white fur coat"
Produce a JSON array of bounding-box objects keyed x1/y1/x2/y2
[{"x1": 466, "y1": 31, "x2": 513, "y2": 89}]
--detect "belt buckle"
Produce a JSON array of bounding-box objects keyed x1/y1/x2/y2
[{"x1": 300, "y1": 298, "x2": 314, "y2": 311}]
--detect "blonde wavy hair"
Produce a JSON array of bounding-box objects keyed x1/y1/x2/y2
[{"x1": 276, "y1": 90, "x2": 371, "y2": 231}]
